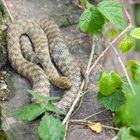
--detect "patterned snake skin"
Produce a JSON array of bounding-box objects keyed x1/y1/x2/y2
[{"x1": 7, "y1": 17, "x2": 82, "y2": 113}]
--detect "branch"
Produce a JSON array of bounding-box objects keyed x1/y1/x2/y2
[
  {"x1": 71, "y1": 109, "x2": 106, "y2": 122},
  {"x1": 120, "y1": 0, "x2": 132, "y2": 25},
  {"x1": 63, "y1": 37, "x2": 97, "y2": 124},
  {"x1": 1, "y1": 0, "x2": 14, "y2": 22},
  {"x1": 89, "y1": 25, "x2": 132, "y2": 74},
  {"x1": 70, "y1": 119, "x2": 120, "y2": 131},
  {"x1": 103, "y1": 34, "x2": 136, "y2": 95},
  {"x1": 63, "y1": 81, "x2": 85, "y2": 124}
]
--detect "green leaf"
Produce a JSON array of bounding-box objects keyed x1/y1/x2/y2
[
  {"x1": 98, "y1": 0, "x2": 126, "y2": 30},
  {"x1": 114, "y1": 85, "x2": 140, "y2": 127},
  {"x1": 131, "y1": 125, "x2": 140, "y2": 138},
  {"x1": 116, "y1": 127, "x2": 138, "y2": 140},
  {"x1": 121, "y1": 76, "x2": 133, "y2": 97},
  {"x1": 79, "y1": 5, "x2": 105, "y2": 35},
  {"x1": 118, "y1": 36, "x2": 135, "y2": 52},
  {"x1": 135, "y1": 39, "x2": 140, "y2": 51},
  {"x1": 127, "y1": 60, "x2": 140, "y2": 82},
  {"x1": 27, "y1": 90, "x2": 59, "y2": 102},
  {"x1": 105, "y1": 27, "x2": 119, "y2": 38},
  {"x1": 38, "y1": 115, "x2": 66, "y2": 140},
  {"x1": 45, "y1": 101, "x2": 65, "y2": 115},
  {"x1": 97, "y1": 89, "x2": 125, "y2": 112},
  {"x1": 130, "y1": 28, "x2": 140, "y2": 39},
  {"x1": 15, "y1": 103, "x2": 46, "y2": 121},
  {"x1": 99, "y1": 70, "x2": 122, "y2": 96},
  {"x1": 111, "y1": 71, "x2": 123, "y2": 87},
  {"x1": 82, "y1": 0, "x2": 91, "y2": 8}
]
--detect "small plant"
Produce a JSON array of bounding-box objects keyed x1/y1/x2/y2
[
  {"x1": 79, "y1": 0, "x2": 140, "y2": 139},
  {"x1": 15, "y1": 90, "x2": 66, "y2": 140}
]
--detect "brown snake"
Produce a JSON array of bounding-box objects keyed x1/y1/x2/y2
[{"x1": 6, "y1": 17, "x2": 82, "y2": 113}]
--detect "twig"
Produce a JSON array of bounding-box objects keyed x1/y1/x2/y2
[
  {"x1": 103, "y1": 35, "x2": 136, "y2": 95},
  {"x1": 120, "y1": 0, "x2": 132, "y2": 24},
  {"x1": 71, "y1": 109, "x2": 106, "y2": 122},
  {"x1": 80, "y1": 109, "x2": 106, "y2": 121},
  {"x1": 71, "y1": 95, "x2": 84, "y2": 116},
  {"x1": 84, "y1": 38, "x2": 96, "y2": 88},
  {"x1": 1, "y1": 0, "x2": 14, "y2": 22},
  {"x1": 89, "y1": 25, "x2": 132, "y2": 74},
  {"x1": 102, "y1": 124, "x2": 120, "y2": 131},
  {"x1": 70, "y1": 119, "x2": 120, "y2": 131},
  {"x1": 89, "y1": 0, "x2": 133, "y2": 74},
  {"x1": 72, "y1": 84, "x2": 98, "y2": 116},
  {"x1": 63, "y1": 121, "x2": 69, "y2": 140},
  {"x1": 62, "y1": 81, "x2": 85, "y2": 124},
  {"x1": 63, "y1": 37, "x2": 97, "y2": 124},
  {"x1": 80, "y1": 84, "x2": 98, "y2": 97}
]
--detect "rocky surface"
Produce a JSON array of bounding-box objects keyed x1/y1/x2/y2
[{"x1": 0, "y1": 0, "x2": 116, "y2": 140}]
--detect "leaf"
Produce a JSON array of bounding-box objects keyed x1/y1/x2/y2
[
  {"x1": 111, "y1": 71, "x2": 123, "y2": 88},
  {"x1": 118, "y1": 36, "x2": 135, "y2": 52},
  {"x1": 27, "y1": 90, "x2": 59, "y2": 102},
  {"x1": 45, "y1": 101, "x2": 65, "y2": 115},
  {"x1": 127, "y1": 60, "x2": 140, "y2": 82},
  {"x1": 116, "y1": 127, "x2": 139, "y2": 140},
  {"x1": 131, "y1": 125, "x2": 140, "y2": 138},
  {"x1": 114, "y1": 85, "x2": 140, "y2": 127},
  {"x1": 15, "y1": 103, "x2": 46, "y2": 121},
  {"x1": 105, "y1": 27, "x2": 119, "y2": 38},
  {"x1": 121, "y1": 76, "x2": 133, "y2": 97},
  {"x1": 79, "y1": 5, "x2": 105, "y2": 35},
  {"x1": 82, "y1": 0, "x2": 91, "y2": 8},
  {"x1": 97, "y1": 89, "x2": 125, "y2": 112},
  {"x1": 135, "y1": 39, "x2": 140, "y2": 51},
  {"x1": 38, "y1": 115, "x2": 66, "y2": 140},
  {"x1": 99, "y1": 70, "x2": 122, "y2": 96},
  {"x1": 130, "y1": 28, "x2": 140, "y2": 39},
  {"x1": 88, "y1": 122, "x2": 102, "y2": 133},
  {"x1": 98, "y1": 0, "x2": 126, "y2": 30}
]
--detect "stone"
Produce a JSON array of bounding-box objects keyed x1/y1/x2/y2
[{"x1": 0, "y1": 0, "x2": 116, "y2": 139}]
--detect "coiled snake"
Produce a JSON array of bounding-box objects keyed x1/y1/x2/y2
[{"x1": 7, "y1": 17, "x2": 82, "y2": 113}]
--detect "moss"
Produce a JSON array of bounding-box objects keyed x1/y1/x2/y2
[
  {"x1": 0, "y1": 71, "x2": 15, "y2": 101},
  {"x1": 0, "y1": 44, "x2": 7, "y2": 67},
  {"x1": 0, "y1": 130, "x2": 10, "y2": 140},
  {"x1": 0, "y1": 8, "x2": 10, "y2": 68}
]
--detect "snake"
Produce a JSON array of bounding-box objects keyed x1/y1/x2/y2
[{"x1": 6, "y1": 17, "x2": 82, "y2": 113}]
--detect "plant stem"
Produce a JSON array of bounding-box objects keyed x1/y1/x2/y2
[
  {"x1": 70, "y1": 119, "x2": 120, "y2": 131},
  {"x1": 89, "y1": 25, "x2": 132, "y2": 74},
  {"x1": 103, "y1": 35, "x2": 136, "y2": 95},
  {"x1": 63, "y1": 37, "x2": 97, "y2": 124},
  {"x1": 71, "y1": 109, "x2": 106, "y2": 122},
  {"x1": 62, "y1": 81, "x2": 85, "y2": 124},
  {"x1": 1, "y1": 0, "x2": 14, "y2": 22},
  {"x1": 84, "y1": 37, "x2": 96, "y2": 88}
]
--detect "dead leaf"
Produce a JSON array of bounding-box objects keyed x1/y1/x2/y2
[{"x1": 88, "y1": 122, "x2": 102, "y2": 133}]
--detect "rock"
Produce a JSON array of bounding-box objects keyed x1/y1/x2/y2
[{"x1": 0, "y1": 0, "x2": 116, "y2": 139}]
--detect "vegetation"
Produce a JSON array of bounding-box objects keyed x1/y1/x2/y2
[{"x1": 14, "y1": 0, "x2": 140, "y2": 140}]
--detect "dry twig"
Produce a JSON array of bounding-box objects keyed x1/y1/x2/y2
[{"x1": 63, "y1": 0, "x2": 133, "y2": 134}]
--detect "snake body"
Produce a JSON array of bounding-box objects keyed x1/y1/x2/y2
[{"x1": 7, "y1": 18, "x2": 82, "y2": 113}]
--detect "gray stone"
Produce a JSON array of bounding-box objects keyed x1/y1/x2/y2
[{"x1": 0, "y1": 0, "x2": 116, "y2": 139}]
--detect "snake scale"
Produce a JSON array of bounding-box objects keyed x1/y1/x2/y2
[{"x1": 6, "y1": 17, "x2": 82, "y2": 113}]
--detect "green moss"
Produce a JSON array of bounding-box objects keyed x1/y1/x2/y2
[
  {"x1": 0, "y1": 45, "x2": 7, "y2": 67},
  {"x1": 0, "y1": 71, "x2": 15, "y2": 101},
  {"x1": 0, "y1": 130, "x2": 10, "y2": 140}
]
